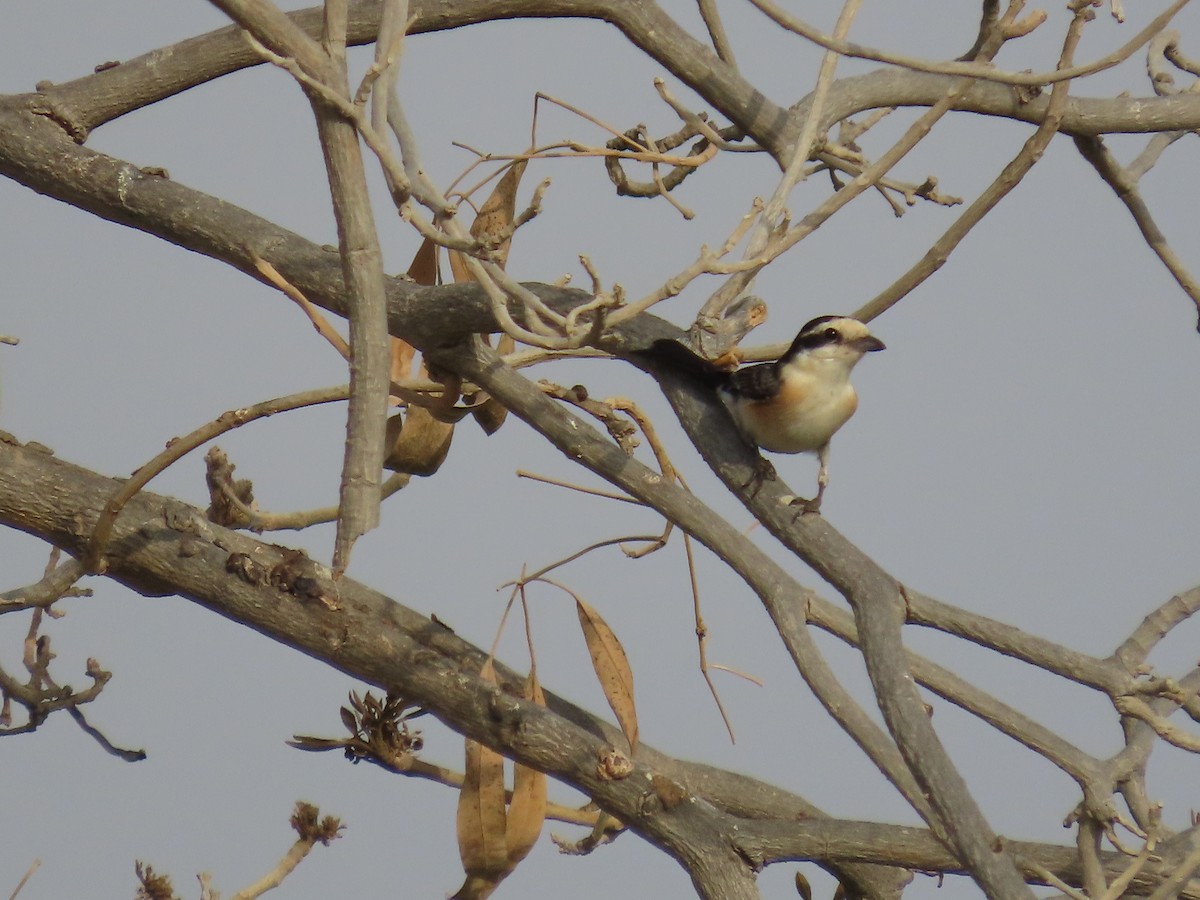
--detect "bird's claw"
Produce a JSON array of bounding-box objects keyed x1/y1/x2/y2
[
  {"x1": 742, "y1": 457, "x2": 778, "y2": 498},
  {"x1": 788, "y1": 495, "x2": 822, "y2": 521}
]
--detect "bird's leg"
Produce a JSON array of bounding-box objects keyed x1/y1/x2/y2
[
  {"x1": 814, "y1": 442, "x2": 831, "y2": 506},
  {"x1": 789, "y1": 444, "x2": 830, "y2": 518}
]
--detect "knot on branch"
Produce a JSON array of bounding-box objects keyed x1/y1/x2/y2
[{"x1": 604, "y1": 121, "x2": 743, "y2": 200}]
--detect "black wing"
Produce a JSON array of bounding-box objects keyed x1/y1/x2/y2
[
  {"x1": 633, "y1": 339, "x2": 730, "y2": 388},
  {"x1": 726, "y1": 361, "x2": 780, "y2": 401}
]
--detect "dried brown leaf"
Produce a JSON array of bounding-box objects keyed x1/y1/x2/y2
[
  {"x1": 286, "y1": 735, "x2": 350, "y2": 752},
  {"x1": 449, "y1": 874, "x2": 500, "y2": 900},
  {"x1": 447, "y1": 244, "x2": 472, "y2": 285},
  {"x1": 389, "y1": 338, "x2": 416, "y2": 389},
  {"x1": 470, "y1": 400, "x2": 509, "y2": 435},
  {"x1": 455, "y1": 661, "x2": 508, "y2": 889},
  {"x1": 449, "y1": 158, "x2": 530, "y2": 283},
  {"x1": 575, "y1": 596, "x2": 638, "y2": 753},
  {"x1": 382, "y1": 406, "x2": 454, "y2": 476},
  {"x1": 407, "y1": 235, "x2": 440, "y2": 286},
  {"x1": 505, "y1": 672, "x2": 547, "y2": 867},
  {"x1": 253, "y1": 255, "x2": 349, "y2": 358},
  {"x1": 469, "y1": 159, "x2": 528, "y2": 271},
  {"x1": 471, "y1": 333, "x2": 512, "y2": 434},
  {"x1": 387, "y1": 239, "x2": 439, "y2": 400}
]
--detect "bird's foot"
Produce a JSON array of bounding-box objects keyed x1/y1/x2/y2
[
  {"x1": 742, "y1": 457, "x2": 777, "y2": 498},
  {"x1": 788, "y1": 495, "x2": 822, "y2": 521}
]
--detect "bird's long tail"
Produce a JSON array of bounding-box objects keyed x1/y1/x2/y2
[{"x1": 632, "y1": 339, "x2": 730, "y2": 388}]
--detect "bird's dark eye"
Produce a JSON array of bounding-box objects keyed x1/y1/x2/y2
[{"x1": 823, "y1": 327, "x2": 840, "y2": 341}]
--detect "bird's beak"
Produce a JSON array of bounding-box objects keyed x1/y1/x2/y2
[{"x1": 855, "y1": 335, "x2": 886, "y2": 353}]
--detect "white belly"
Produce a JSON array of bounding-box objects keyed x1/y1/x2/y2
[{"x1": 724, "y1": 382, "x2": 858, "y2": 454}]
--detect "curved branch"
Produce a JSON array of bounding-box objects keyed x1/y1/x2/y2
[
  {"x1": 746, "y1": 0, "x2": 1190, "y2": 88},
  {"x1": 4, "y1": 419, "x2": 1187, "y2": 900},
  {"x1": 791, "y1": 70, "x2": 1200, "y2": 154},
  {"x1": 433, "y1": 341, "x2": 938, "y2": 827},
  {"x1": 34, "y1": 0, "x2": 788, "y2": 160},
  {"x1": 24, "y1": 0, "x2": 1200, "y2": 168},
  {"x1": 0, "y1": 434, "x2": 916, "y2": 899},
  {"x1": 3, "y1": 425, "x2": 1191, "y2": 898}
]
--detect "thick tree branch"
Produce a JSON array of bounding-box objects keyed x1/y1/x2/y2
[
  {"x1": 23, "y1": 0, "x2": 1200, "y2": 168},
  {"x1": 790, "y1": 70, "x2": 1200, "y2": 152},
  {"x1": 0, "y1": 96, "x2": 591, "y2": 353},
  {"x1": 6, "y1": 4, "x2": 1200, "y2": 897},
  {"x1": 209, "y1": 0, "x2": 390, "y2": 570},
  {"x1": 0, "y1": 435, "x2": 764, "y2": 900},
  {"x1": 432, "y1": 342, "x2": 955, "y2": 824},
  {"x1": 0, "y1": 435, "x2": 914, "y2": 898},
  {"x1": 33, "y1": 0, "x2": 788, "y2": 161},
  {"x1": 736, "y1": 816, "x2": 1200, "y2": 897},
  {"x1": 0, "y1": 437, "x2": 1194, "y2": 897},
  {"x1": 0, "y1": 94, "x2": 1166, "y2": 843},
  {"x1": 627, "y1": 351, "x2": 1030, "y2": 893}
]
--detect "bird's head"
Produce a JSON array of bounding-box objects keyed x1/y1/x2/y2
[{"x1": 782, "y1": 316, "x2": 885, "y2": 369}]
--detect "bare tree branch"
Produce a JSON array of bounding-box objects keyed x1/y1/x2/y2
[
  {"x1": 6, "y1": 4, "x2": 1200, "y2": 896},
  {"x1": 23, "y1": 1, "x2": 1200, "y2": 167},
  {"x1": 1074, "y1": 134, "x2": 1200, "y2": 323},
  {"x1": 210, "y1": 0, "x2": 390, "y2": 572},
  {"x1": 3, "y1": 436, "x2": 1196, "y2": 897},
  {"x1": 746, "y1": 0, "x2": 1188, "y2": 88}
]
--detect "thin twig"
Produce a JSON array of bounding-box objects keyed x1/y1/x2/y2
[
  {"x1": 519, "y1": 579, "x2": 539, "y2": 677},
  {"x1": 213, "y1": 466, "x2": 411, "y2": 532},
  {"x1": 531, "y1": 92, "x2": 652, "y2": 153},
  {"x1": 746, "y1": 0, "x2": 1189, "y2": 87},
  {"x1": 6, "y1": 859, "x2": 40, "y2": 900},
  {"x1": 696, "y1": 0, "x2": 737, "y2": 65},
  {"x1": 85, "y1": 386, "x2": 351, "y2": 572},
  {"x1": 814, "y1": 150, "x2": 962, "y2": 208},
  {"x1": 516, "y1": 470, "x2": 644, "y2": 505},
  {"x1": 684, "y1": 531, "x2": 738, "y2": 743},
  {"x1": 1074, "y1": 134, "x2": 1200, "y2": 321},
  {"x1": 960, "y1": 0, "x2": 1001, "y2": 61},
  {"x1": 611, "y1": 198, "x2": 770, "y2": 326},
  {"x1": 1116, "y1": 696, "x2": 1200, "y2": 752},
  {"x1": 855, "y1": 0, "x2": 1088, "y2": 323},
  {"x1": 229, "y1": 803, "x2": 342, "y2": 900},
  {"x1": 504, "y1": 536, "x2": 667, "y2": 587},
  {"x1": 254, "y1": 256, "x2": 468, "y2": 410},
  {"x1": 1021, "y1": 860, "x2": 1091, "y2": 900},
  {"x1": 1127, "y1": 131, "x2": 1190, "y2": 181},
  {"x1": 1098, "y1": 837, "x2": 1158, "y2": 900},
  {"x1": 702, "y1": 0, "x2": 861, "y2": 319},
  {"x1": 653, "y1": 79, "x2": 761, "y2": 153},
  {"x1": 313, "y1": 738, "x2": 601, "y2": 826},
  {"x1": 65, "y1": 704, "x2": 146, "y2": 762},
  {"x1": 0, "y1": 557, "x2": 90, "y2": 614}
]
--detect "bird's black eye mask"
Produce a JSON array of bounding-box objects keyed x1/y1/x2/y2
[
  {"x1": 789, "y1": 321, "x2": 844, "y2": 354},
  {"x1": 799, "y1": 314, "x2": 840, "y2": 334}
]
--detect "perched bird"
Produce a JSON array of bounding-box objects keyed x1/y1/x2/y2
[{"x1": 640, "y1": 315, "x2": 885, "y2": 513}]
